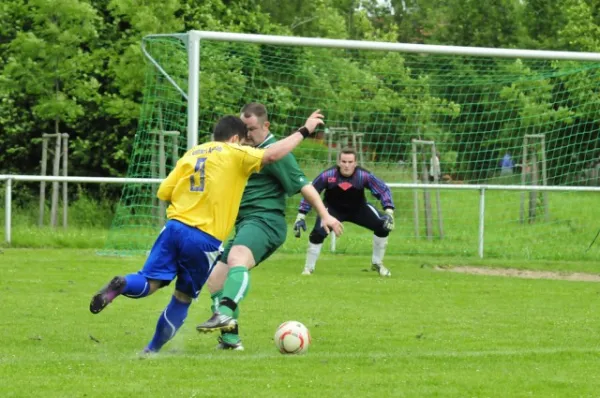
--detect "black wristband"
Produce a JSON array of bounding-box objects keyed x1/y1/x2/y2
[{"x1": 297, "y1": 126, "x2": 310, "y2": 138}]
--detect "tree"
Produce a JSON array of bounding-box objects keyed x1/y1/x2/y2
[
  {"x1": 390, "y1": 0, "x2": 449, "y2": 44},
  {"x1": 0, "y1": 0, "x2": 102, "y2": 223},
  {"x1": 558, "y1": 0, "x2": 600, "y2": 52},
  {"x1": 3, "y1": 0, "x2": 101, "y2": 138},
  {"x1": 0, "y1": 0, "x2": 37, "y2": 174},
  {"x1": 521, "y1": 0, "x2": 567, "y2": 49},
  {"x1": 433, "y1": 0, "x2": 524, "y2": 48}
]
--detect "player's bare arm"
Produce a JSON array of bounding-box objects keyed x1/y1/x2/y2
[
  {"x1": 298, "y1": 184, "x2": 343, "y2": 237},
  {"x1": 294, "y1": 168, "x2": 329, "y2": 238},
  {"x1": 261, "y1": 110, "x2": 324, "y2": 165}
]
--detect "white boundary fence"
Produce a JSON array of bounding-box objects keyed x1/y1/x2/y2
[{"x1": 1, "y1": 174, "x2": 599, "y2": 258}]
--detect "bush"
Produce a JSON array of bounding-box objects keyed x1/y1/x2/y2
[{"x1": 292, "y1": 139, "x2": 330, "y2": 163}]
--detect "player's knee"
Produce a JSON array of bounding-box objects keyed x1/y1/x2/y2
[
  {"x1": 173, "y1": 289, "x2": 193, "y2": 304},
  {"x1": 148, "y1": 279, "x2": 164, "y2": 295},
  {"x1": 309, "y1": 230, "x2": 326, "y2": 244},
  {"x1": 207, "y1": 260, "x2": 228, "y2": 293},
  {"x1": 226, "y1": 245, "x2": 256, "y2": 269},
  {"x1": 374, "y1": 229, "x2": 389, "y2": 238}
]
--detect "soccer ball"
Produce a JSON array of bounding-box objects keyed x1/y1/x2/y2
[{"x1": 274, "y1": 321, "x2": 311, "y2": 354}]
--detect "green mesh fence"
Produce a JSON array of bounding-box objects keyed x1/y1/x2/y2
[
  {"x1": 103, "y1": 34, "x2": 600, "y2": 260},
  {"x1": 102, "y1": 36, "x2": 188, "y2": 254}
]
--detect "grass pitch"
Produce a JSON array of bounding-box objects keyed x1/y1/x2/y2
[{"x1": 1, "y1": 249, "x2": 600, "y2": 397}]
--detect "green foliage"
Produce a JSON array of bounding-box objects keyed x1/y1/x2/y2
[
  {"x1": 291, "y1": 139, "x2": 330, "y2": 164},
  {"x1": 559, "y1": 0, "x2": 600, "y2": 51},
  {"x1": 3, "y1": 0, "x2": 101, "y2": 125},
  {"x1": 521, "y1": 0, "x2": 567, "y2": 49},
  {"x1": 1, "y1": 0, "x2": 600, "y2": 197},
  {"x1": 434, "y1": 0, "x2": 524, "y2": 48},
  {"x1": 1, "y1": 188, "x2": 114, "y2": 230}
]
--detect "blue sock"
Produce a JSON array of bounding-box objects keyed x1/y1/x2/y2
[
  {"x1": 146, "y1": 295, "x2": 190, "y2": 352},
  {"x1": 122, "y1": 273, "x2": 150, "y2": 298}
]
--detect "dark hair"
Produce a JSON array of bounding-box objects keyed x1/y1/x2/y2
[
  {"x1": 338, "y1": 147, "x2": 357, "y2": 160},
  {"x1": 212, "y1": 115, "x2": 248, "y2": 142},
  {"x1": 240, "y1": 102, "x2": 268, "y2": 122}
]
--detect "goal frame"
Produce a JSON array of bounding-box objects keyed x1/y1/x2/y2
[
  {"x1": 142, "y1": 30, "x2": 600, "y2": 152},
  {"x1": 134, "y1": 31, "x2": 600, "y2": 257}
]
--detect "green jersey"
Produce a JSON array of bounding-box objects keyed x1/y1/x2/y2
[{"x1": 237, "y1": 134, "x2": 308, "y2": 219}]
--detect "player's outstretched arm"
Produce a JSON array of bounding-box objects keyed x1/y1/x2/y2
[
  {"x1": 297, "y1": 168, "x2": 329, "y2": 215},
  {"x1": 365, "y1": 171, "x2": 396, "y2": 231},
  {"x1": 261, "y1": 110, "x2": 324, "y2": 165},
  {"x1": 298, "y1": 184, "x2": 343, "y2": 237}
]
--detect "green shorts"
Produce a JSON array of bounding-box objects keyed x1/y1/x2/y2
[{"x1": 222, "y1": 212, "x2": 287, "y2": 266}]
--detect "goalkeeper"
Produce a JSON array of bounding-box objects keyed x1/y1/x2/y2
[
  {"x1": 295, "y1": 147, "x2": 395, "y2": 277},
  {"x1": 196, "y1": 103, "x2": 343, "y2": 350}
]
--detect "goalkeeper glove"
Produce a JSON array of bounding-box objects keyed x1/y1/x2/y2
[
  {"x1": 382, "y1": 208, "x2": 395, "y2": 232},
  {"x1": 294, "y1": 213, "x2": 307, "y2": 238}
]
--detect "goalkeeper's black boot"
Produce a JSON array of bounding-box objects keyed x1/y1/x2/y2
[
  {"x1": 196, "y1": 312, "x2": 237, "y2": 333},
  {"x1": 89, "y1": 276, "x2": 126, "y2": 314}
]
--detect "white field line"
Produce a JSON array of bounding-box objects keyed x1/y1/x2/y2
[{"x1": 3, "y1": 346, "x2": 600, "y2": 363}]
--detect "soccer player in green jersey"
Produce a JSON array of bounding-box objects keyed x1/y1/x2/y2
[{"x1": 196, "y1": 103, "x2": 343, "y2": 349}]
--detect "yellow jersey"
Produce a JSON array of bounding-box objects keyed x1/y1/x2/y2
[{"x1": 157, "y1": 142, "x2": 264, "y2": 241}]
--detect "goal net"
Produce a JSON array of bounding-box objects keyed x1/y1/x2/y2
[{"x1": 103, "y1": 32, "x2": 600, "y2": 260}]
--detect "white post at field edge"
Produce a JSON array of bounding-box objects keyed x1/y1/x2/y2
[
  {"x1": 478, "y1": 188, "x2": 485, "y2": 259},
  {"x1": 5, "y1": 179, "x2": 12, "y2": 244},
  {"x1": 187, "y1": 32, "x2": 201, "y2": 149},
  {"x1": 330, "y1": 231, "x2": 336, "y2": 253}
]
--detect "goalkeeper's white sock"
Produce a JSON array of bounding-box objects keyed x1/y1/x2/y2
[
  {"x1": 372, "y1": 236, "x2": 388, "y2": 265},
  {"x1": 305, "y1": 242, "x2": 323, "y2": 271}
]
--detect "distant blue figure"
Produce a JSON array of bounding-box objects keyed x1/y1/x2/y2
[{"x1": 500, "y1": 152, "x2": 514, "y2": 176}]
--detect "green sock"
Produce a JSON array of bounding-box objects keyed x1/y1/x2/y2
[
  {"x1": 220, "y1": 266, "x2": 250, "y2": 317},
  {"x1": 210, "y1": 290, "x2": 223, "y2": 313},
  {"x1": 212, "y1": 290, "x2": 240, "y2": 317},
  {"x1": 213, "y1": 289, "x2": 241, "y2": 343},
  {"x1": 221, "y1": 303, "x2": 241, "y2": 344}
]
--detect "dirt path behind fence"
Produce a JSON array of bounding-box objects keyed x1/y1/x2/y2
[{"x1": 434, "y1": 266, "x2": 600, "y2": 282}]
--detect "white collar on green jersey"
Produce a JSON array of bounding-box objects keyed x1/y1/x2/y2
[{"x1": 257, "y1": 133, "x2": 275, "y2": 148}]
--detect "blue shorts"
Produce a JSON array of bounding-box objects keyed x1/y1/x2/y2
[{"x1": 139, "y1": 219, "x2": 223, "y2": 298}]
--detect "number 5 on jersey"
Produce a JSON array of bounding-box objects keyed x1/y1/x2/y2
[{"x1": 190, "y1": 158, "x2": 206, "y2": 192}]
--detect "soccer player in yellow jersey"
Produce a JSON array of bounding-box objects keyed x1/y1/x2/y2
[{"x1": 89, "y1": 112, "x2": 325, "y2": 354}]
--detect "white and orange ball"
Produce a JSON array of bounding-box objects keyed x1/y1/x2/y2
[{"x1": 274, "y1": 321, "x2": 311, "y2": 354}]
